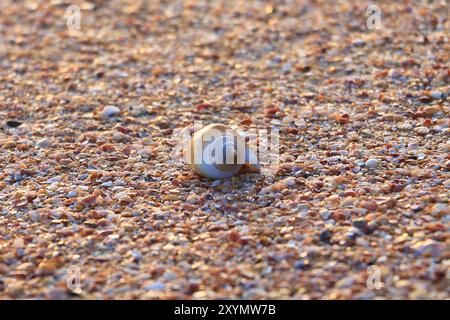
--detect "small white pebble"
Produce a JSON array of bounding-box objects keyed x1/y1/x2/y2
[
  {"x1": 101, "y1": 105, "x2": 120, "y2": 119},
  {"x1": 37, "y1": 138, "x2": 52, "y2": 148},
  {"x1": 46, "y1": 176, "x2": 62, "y2": 184},
  {"x1": 137, "y1": 148, "x2": 152, "y2": 157},
  {"x1": 67, "y1": 191, "x2": 77, "y2": 198},
  {"x1": 131, "y1": 249, "x2": 142, "y2": 260},
  {"x1": 443, "y1": 180, "x2": 450, "y2": 189},
  {"x1": 101, "y1": 181, "x2": 113, "y2": 187},
  {"x1": 13, "y1": 238, "x2": 24, "y2": 248},
  {"x1": 31, "y1": 211, "x2": 40, "y2": 222},
  {"x1": 163, "y1": 271, "x2": 177, "y2": 281},
  {"x1": 282, "y1": 177, "x2": 297, "y2": 187},
  {"x1": 129, "y1": 104, "x2": 147, "y2": 116},
  {"x1": 430, "y1": 91, "x2": 444, "y2": 99},
  {"x1": 145, "y1": 282, "x2": 165, "y2": 291},
  {"x1": 115, "y1": 180, "x2": 127, "y2": 186},
  {"x1": 365, "y1": 158, "x2": 379, "y2": 168}
]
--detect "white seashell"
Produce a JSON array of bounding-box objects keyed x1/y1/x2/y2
[{"x1": 186, "y1": 123, "x2": 260, "y2": 179}]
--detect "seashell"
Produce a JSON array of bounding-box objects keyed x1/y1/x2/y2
[{"x1": 186, "y1": 123, "x2": 260, "y2": 179}]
